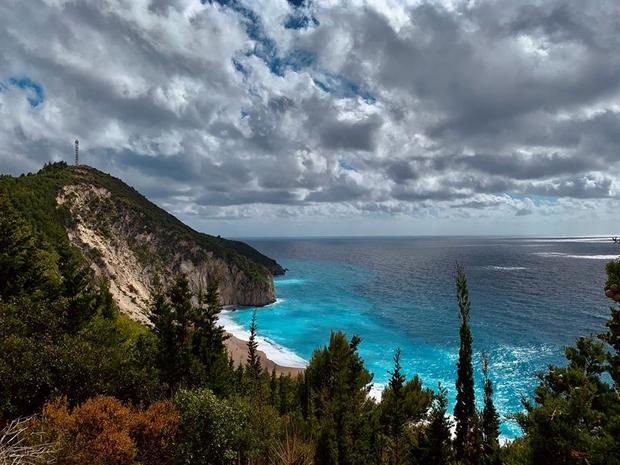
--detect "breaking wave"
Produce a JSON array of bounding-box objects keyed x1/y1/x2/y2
[{"x1": 219, "y1": 310, "x2": 307, "y2": 368}]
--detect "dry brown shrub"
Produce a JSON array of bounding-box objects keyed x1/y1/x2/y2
[{"x1": 37, "y1": 396, "x2": 178, "y2": 465}]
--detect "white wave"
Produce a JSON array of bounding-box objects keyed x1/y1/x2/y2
[
  {"x1": 484, "y1": 266, "x2": 527, "y2": 271},
  {"x1": 218, "y1": 311, "x2": 307, "y2": 368},
  {"x1": 534, "y1": 252, "x2": 618, "y2": 260},
  {"x1": 276, "y1": 278, "x2": 306, "y2": 286},
  {"x1": 520, "y1": 236, "x2": 615, "y2": 243},
  {"x1": 368, "y1": 383, "x2": 385, "y2": 401}
]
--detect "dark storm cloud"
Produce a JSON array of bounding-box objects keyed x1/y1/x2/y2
[
  {"x1": 524, "y1": 176, "x2": 615, "y2": 199},
  {"x1": 453, "y1": 153, "x2": 601, "y2": 180},
  {"x1": 1, "y1": 0, "x2": 619, "y2": 223},
  {"x1": 318, "y1": 116, "x2": 382, "y2": 152}
]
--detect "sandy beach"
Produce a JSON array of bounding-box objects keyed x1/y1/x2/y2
[{"x1": 224, "y1": 332, "x2": 305, "y2": 377}]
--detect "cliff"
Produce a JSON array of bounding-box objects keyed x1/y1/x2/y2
[{"x1": 0, "y1": 162, "x2": 283, "y2": 324}]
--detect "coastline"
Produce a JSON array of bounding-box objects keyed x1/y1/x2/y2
[{"x1": 224, "y1": 331, "x2": 305, "y2": 377}]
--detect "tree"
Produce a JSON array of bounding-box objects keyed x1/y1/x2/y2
[
  {"x1": 247, "y1": 310, "x2": 262, "y2": 381},
  {"x1": 305, "y1": 332, "x2": 374, "y2": 465},
  {"x1": 454, "y1": 264, "x2": 480, "y2": 465},
  {"x1": 417, "y1": 384, "x2": 453, "y2": 465},
  {"x1": 379, "y1": 348, "x2": 432, "y2": 465},
  {"x1": 481, "y1": 354, "x2": 501, "y2": 465},
  {"x1": 174, "y1": 389, "x2": 246, "y2": 465},
  {"x1": 193, "y1": 278, "x2": 230, "y2": 392},
  {"x1": 382, "y1": 349, "x2": 406, "y2": 433},
  {"x1": 150, "y1": 288, "x2": 180, "y2": 392},
  {"x1": 515, "y1": 251, "x2": 620, "y2": 465}
]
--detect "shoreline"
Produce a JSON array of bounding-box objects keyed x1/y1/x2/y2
[{"x1": 224, "y1": 331, "x2": 305, "y2": 378}]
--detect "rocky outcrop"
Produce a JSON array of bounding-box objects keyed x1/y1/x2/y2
[{"x1": 57, "y1": 182, "x2": 276, "y2": 324}]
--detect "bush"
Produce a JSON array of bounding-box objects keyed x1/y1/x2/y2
[
  {"x1": 35, "y1": 396, "x2": 178, "y2": 465},
  {"x1": 174, "y1": 389, "x2": 246, "y2": 465}
]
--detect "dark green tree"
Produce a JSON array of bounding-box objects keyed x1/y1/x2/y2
[
  {"x1": 150, "y1": 288, "x2": 179, "y2": 392},
  {"x1": 269, "y1": 368, "x2": 278, "y2": 406},
  {"x1": 481, "y1": 354, "x2": 501, "y2": 465},
  {"x1": 379, "y1": 348, "x2": 432, "y2": 465},
  {"x1": 193, "y1": 278, "x2": 230, "y2": 392},
  {"x1": 417, "y1": 384, "x2": 453, "y2": 465},
  {"x1": 246, "y1": 310, "x2": 262, "y2": 382},
  {"x1": 454, "y1": 264, "x2": 480, "y2": 465},
  {"x1": 305, "y1": 332, "x2": 374, "y2": 465}
]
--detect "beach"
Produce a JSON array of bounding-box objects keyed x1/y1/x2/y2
[{"x1": 224, "y1": 331, "x2": 305, "y2": 377}]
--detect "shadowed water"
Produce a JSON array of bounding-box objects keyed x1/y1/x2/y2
[{"x1": 222, "y1": 236, "x2": 616, "y2": 437}]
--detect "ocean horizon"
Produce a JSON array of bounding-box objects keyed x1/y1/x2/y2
[{"x1": 219, "y1": 235, "x2": 618, "y2": 438}]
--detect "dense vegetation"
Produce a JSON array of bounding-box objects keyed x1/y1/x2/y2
[
  {"x1": 0, "y1": 162, "x2": 284, "y2": 281},
  {"x1": 1, "y1": 166, "x2": 619, "y2": 464}
]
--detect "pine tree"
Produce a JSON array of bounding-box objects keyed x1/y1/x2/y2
[
  {"x1": 278, "y1": 374, "x2": 288, "y2": 415},
  {"x1": 419, "y1": 384, "x2": 453, "y2": 465},
  {"x1": 150, "y1": 289, "x2": 178, "y2": 392},
  {"x1": 381, "y1": 348, "x2": 406, "y2": 464},
  {"x1": 247, "y1": 310, "x2": 262, "y2": 381},
  {"x1": 270, "y1": 368, "x2": 278, "y2": 406},
  {"x1": 193, "y1": 278, "x2": 229, "y2": 389},
  {"x1": 481, "y1": 354, "x2": 501, "y2": 465},
  {"x1": 156, "y1": 274, "x2": 194, "y2": 389},
  {"x1": 454, "y1": 264, "x2": 479, "y2": 465},
  {"x1": 305, "y1": 332, "x2": 374, "y2": 465}
]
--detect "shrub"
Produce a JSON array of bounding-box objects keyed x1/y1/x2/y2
[
  {"x1": 36, "y1": 396, "x2": 178, "y2": 465},
  {"x1": 174, "y1": 389, "x2": 246, "y2": 465}
]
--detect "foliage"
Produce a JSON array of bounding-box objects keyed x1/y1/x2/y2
[
  {"x1": 246, "y1": 310, "x2": 262, "y2": 384},
  {"x1": 415, "y1": 385, "x2": 453, "y2": 465},
  {"x1": 35, "y1": 396, "x2": 178, "y2": 465},
  {"x1": 0, "y1": 195, "x2": 161, "y2": 418},
  {"x1": 454, "y1": 264, "x2": 481, "y2": 465},
  {"x1": 481, "y1": 354, "x2": 501, "y2": 465},
  {"x1": 4, "y1": 162, "x2": 620, "y2": 465},
  {"x1": 149, "y1": 275, "x2": 234, "y2": 395},
  {"x1": 174, "y1": 389, "x2": 246, "y2": 465},
  {"x1": 305, "y1": 331, "x2": 375, "y2": 465}
]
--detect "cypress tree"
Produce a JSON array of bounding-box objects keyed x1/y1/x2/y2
[
  {"x1": 481, "y1": 354, "x2": 501, "y2": 465},
  {"x1": 454, "y1": 264, "x2": 479, "y2": 465},
  {"x1": 247, "y1": 310, "x2": 262, "y2": 381}
]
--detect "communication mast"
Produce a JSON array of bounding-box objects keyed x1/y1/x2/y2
[{"x1": 75, "y1": 139, "x2": 79, "y2": 165}]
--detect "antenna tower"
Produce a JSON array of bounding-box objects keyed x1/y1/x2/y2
[{"x1": 75, "y1": 139, "x2": 79, "y2": 166}]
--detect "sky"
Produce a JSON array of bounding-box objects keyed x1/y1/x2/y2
[{"x1": 1, "y1": 0, "x2": 619, "y2": 237}]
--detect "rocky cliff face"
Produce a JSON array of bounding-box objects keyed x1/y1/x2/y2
[{"x1": 55, "y1": 168, "x2": 278, "y2": 324}]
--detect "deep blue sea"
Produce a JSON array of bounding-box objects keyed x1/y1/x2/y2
[{"x1": 219, "y1": 236, "x2": 617, "y2": 438}]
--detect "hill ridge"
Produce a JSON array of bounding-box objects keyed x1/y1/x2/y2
[{"x1": 1, "y1": 162, "x2": 283, "y2": 323}]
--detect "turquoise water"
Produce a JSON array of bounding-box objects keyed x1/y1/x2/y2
[{"x1": 222, "y1": 237, "x2": 616, "y2": 438}]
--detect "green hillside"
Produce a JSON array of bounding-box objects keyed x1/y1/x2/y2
[{"x1": 0, "y1": 161, "x2": 284, "y2": 280}]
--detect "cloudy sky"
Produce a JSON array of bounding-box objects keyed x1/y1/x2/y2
[{"x1": 1, "y1": 0, "x2": 619, "y2": 237}]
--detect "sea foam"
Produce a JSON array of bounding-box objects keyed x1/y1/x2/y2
[
  {"x1": 219, "y1": 310, "x2": 307, "y2": 368},
  {"x1": 534, "y1": 252, "x2": 618, "y2": 260},
  {"x1": 484, "y1": 266, "x2": 527, "y2": 271}
]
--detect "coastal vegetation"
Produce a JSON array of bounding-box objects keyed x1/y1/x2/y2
[{"x1": 1, "y1": 165, "x2": 620, "y2": 464}]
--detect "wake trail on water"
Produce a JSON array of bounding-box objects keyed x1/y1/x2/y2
[{"x1": 534, "y1": 252, "x2": 618, "y2": 260}]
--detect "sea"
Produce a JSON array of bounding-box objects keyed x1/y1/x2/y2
[{"x1": 218, "y1": 236, "x2": 618, "y2": 438}]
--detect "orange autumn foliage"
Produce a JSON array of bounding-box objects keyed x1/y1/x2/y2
[{"x1": 37, "y1": 396, "x2": 179, "y2": 465}]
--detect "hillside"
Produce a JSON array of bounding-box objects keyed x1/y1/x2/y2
[{"x1": 0, "y1": 162, "x2": 284, "y2": 323}]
